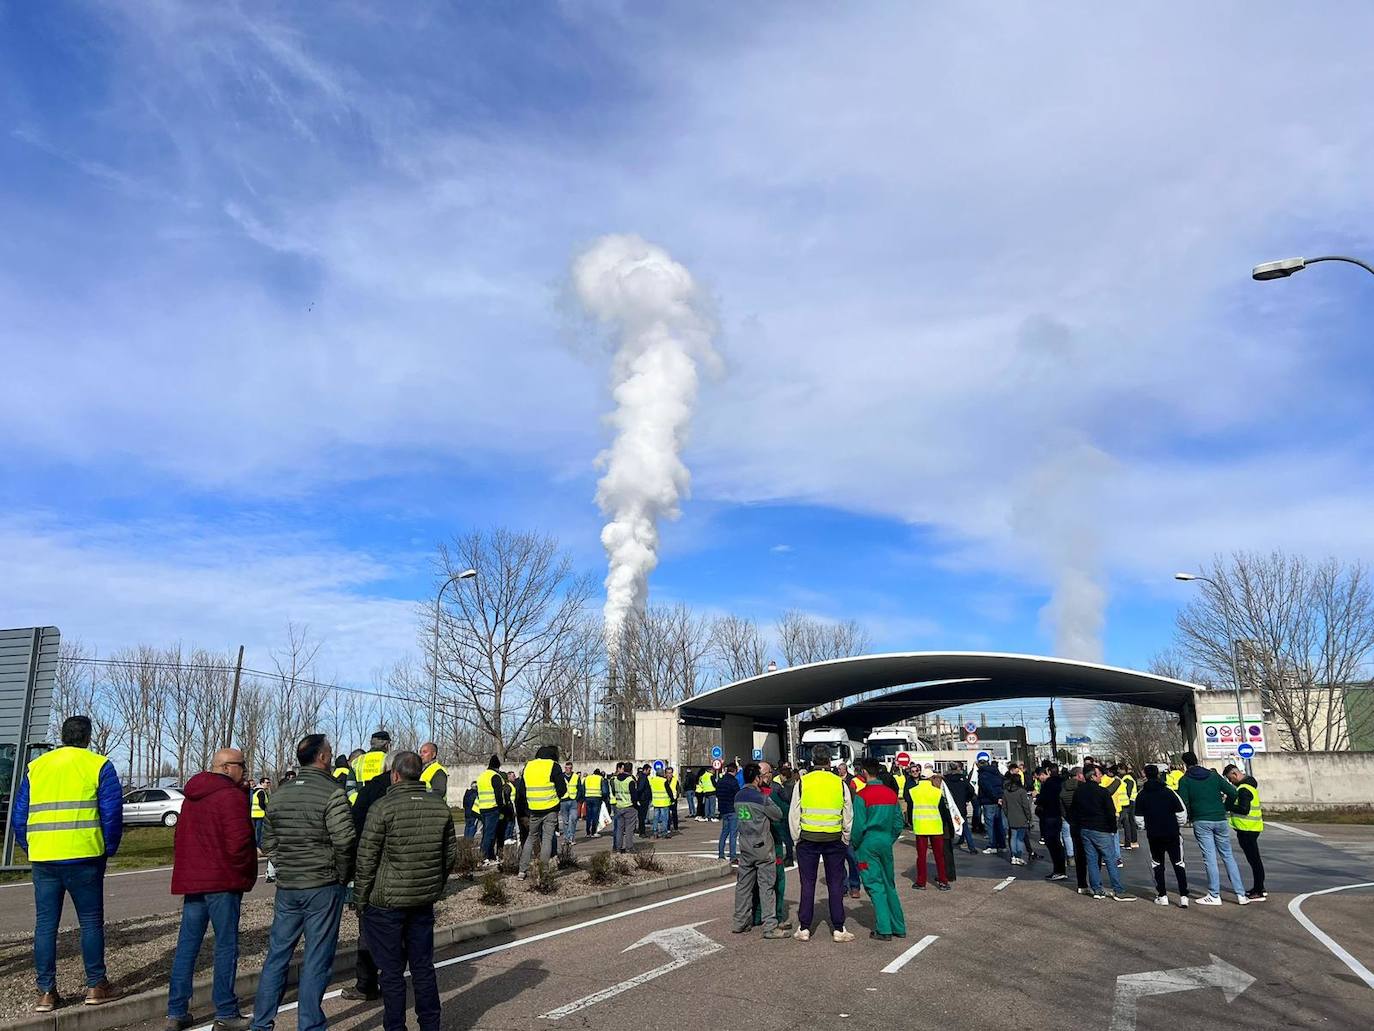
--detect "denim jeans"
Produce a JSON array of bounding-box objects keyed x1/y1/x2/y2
[
  {"x1": 654, "y1": 806, "x2": 672, "y2": 838},
  {"x1": 251, "y1": 884, "x2": 346, "y2": 1031},
  {"x1": 686, "y1": 791, "x2": 697, "y2": 817},
  {"x1": 520, "y1": 809, "x2": 560, "y2": 874},
  {"x1": 479, "y1": 810, "x2": 501, "y2": 860},
  {"x1": 704, "y1": 795, "x2": 717, "y2": 819},
  {"x1": 559, "y1": 800, "x2": 579, "y2": 842},
  {"x1": 981, "y1": 804, "x2": 1005, "y2": 849},
  {"x1": 1192, "y1": 819, "x2": 1245, "y2": 897},
  {"x1": 844, "y1": 844, "x2": 862, "y2": 890},
  {"x1": 463, "y1": 815, "x2": 478, "y2": 838},
  {"x1": 32, "y1": 858, "x2": 106, "y2": 992},
  {"x1": 716, "y1": 811, "x2": 738, "y2": 857},
  {"x1": 584, "y1": 801, "x2": 602, "y2": 836},
  {"x1": 1082, "y1": 830, "x2": 1124, "y2": 893},
  {"x1": 168, "y1": 891, "x2": 243, "y2": 1019},
  {"x1": 957, "y1": 812, "x2": 976, "y2": 851},
  {"x1": 1009, "y1": 827, "x2": 1028, "y2": 860},
  {"x1": 363, "y1": 904, "x2": 439, "y2": 1031},
  {"x1": 1061, "y1": 816, "x2": 1075, "y2": 858}
]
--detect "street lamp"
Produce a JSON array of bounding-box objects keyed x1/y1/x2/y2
[
  {"x1": 431, "y1": 568, "x2": 478, "y2": 736},
  {"x1": 1252, "y1": 255, "x2": 1374, "y2": 281},
  {"x1": 1174, "y1": 572, "x2": 1252, "y2": 773}
]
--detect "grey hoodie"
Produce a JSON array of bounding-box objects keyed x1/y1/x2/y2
[
  {"x1": 734, "y1": 785, "x2": 783, "y2": 862},
  {"x1": 1003, "y1": 780, "x2": 1034, "y2": 829}
]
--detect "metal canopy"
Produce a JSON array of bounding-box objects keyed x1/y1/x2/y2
[{"x1": 679, "y1": 652, "x2": 1200, "y2": 731}]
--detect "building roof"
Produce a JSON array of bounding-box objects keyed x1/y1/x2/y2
[{"x1": 678, "y1": 652, "x2": 1200, "y2": 731}]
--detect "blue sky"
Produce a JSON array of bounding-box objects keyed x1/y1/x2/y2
[{"x1": 5, "y1": 2, "x2": 1374, "y2": 731}]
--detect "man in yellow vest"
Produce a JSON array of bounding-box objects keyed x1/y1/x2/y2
[
  {"x1": 560, "y1": 762, "x2": 581, "y2": 844},
  {"x1": 648, "y1": 766, "x2": 676, "y2": 838},
  {"x1": 1100, "y1": 766, "x2": 1126, "y2": 871},
  {"x1": 518, "y1": 745, "x2": 568, "y2": 878},
  {"x1": 786, "y1": 747, "x2": 855, "y2": 943},
  {"x1": 1225, "y1": 764, "x2": 1267, "y2": 901},
  {"x1": 350, "y1": 731, "x2": 390, "y2": 790},
  {"x1": 697, "y1": 766, "x2": 717, "y2": 821},
  {"x1": 581, "y1": 768, "x2": 607, "y2": 838},
  {"x1": 608, "y1": 762, "x2": 638, "y2": 854},
  {"x1": 251, "y1": 776, "x2": 278, "y2": 883},
  {"x1": 666, "y1": 766, "x2": 681, "y2": 834},
  {"x1": 418, "y1": 742, "x2": 448, "y2": 799},
  {"x1": 475, "y1": 756, "x2": 506, "y2": 864},
  {"x1": 910, "y1": 772, "x2": 952, "y2": 890},
  {"x1": 14, "y1": 715, "x2": 125, "y2": 1011},
  {"x1": 1165, "y1": 763, "x2": 1184, "y2": 791},
  {"x1": 1118, "y1": 764, "x2": 1139, "y2": 850}
]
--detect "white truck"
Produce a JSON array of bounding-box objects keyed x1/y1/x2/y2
[
  {"x1": 863, "y1": 725, "x2": 933, "y2": 762},
  {"x1": 797, "y1": 727, "x2": 864, "y2": 768}
]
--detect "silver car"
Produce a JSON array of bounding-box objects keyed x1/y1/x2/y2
[{"x1": 122, "y1": 787, "x2": 186, "y2": 827}]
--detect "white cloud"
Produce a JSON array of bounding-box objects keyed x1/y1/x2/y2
[{"x1": 769, "y1": 544, "x2": 792, "y2": 554}]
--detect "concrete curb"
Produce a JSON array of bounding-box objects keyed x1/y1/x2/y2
[{"x1": 2, "y1": 862, "x2": 731, "y2": 1031}]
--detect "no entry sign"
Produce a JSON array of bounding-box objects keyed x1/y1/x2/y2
[{"x1": 895, "y1": 751, "x2": 912, "y2": 768}]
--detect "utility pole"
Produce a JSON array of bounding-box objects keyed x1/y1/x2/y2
[
  {"x1": 1047, "y1": 701, "x2": 1058, "y2": 760},
  {"x1": 224, "y1": 644, "x2": 244, "y2": 747}
]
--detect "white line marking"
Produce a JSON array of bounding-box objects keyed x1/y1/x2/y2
[
  {"x1": 1288, "y1": 881, "x2": 1374, "y2": 990},
  {"x1": 881, "y1": 934, "x2": 939, "y2": 973},
  {"x1": 993, "y1": 876, "x2": 1016, "y2": 892},
  {"x1": 1268, "y1": 821, "x2": 1322, "y2": 839}
]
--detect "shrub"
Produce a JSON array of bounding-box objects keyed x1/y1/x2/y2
[
  {"x1": 528, "y1": 858, "x2": 559, "y2": 895},
  {"x1": 499, "y1": 842, "x2": 521, "y2": 876},
  {"x1": 556, "y1": 842, "x2": 580, "y2": 871},
  {"x1": 453, "y1": 837, "x2": 480, "y2": 879},
  {"x1": 479, "y1": 872, "x2": 510, "y2": 906},
  {"x1": 588, "y1": 850, "x2": 616, "y2": 886},
  {"x1": 633, "y1": 845, "x2": 664, "y2": 873}
]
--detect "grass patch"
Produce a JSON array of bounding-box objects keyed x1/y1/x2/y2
[
  {"x1": 3, "y1": 827, "x2": 177, "y2": 881},
  {"x1": 1271, "y1": 806, "x2": 1374, "y2": 824}
]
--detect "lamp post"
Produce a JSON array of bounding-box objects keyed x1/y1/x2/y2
[
  {"x1": 1252, "y1": 255, "x2": 1374, "y2": 281},
  {"x1": 1175, "y1": 572, "x2": 1252, "y2": 773},
  {"x1": 431, "y1": 568, "x2": 478, "y2": 739}
]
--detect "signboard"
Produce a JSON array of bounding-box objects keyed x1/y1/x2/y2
[
  {"x1": 956, "y1": 739, "x2": 1011, "y2": 759},
  {"x1": 976, "y1": 750, "x2": 992, "y2": 763},
  {"x1": 711, "y1": 758, "x2": 722, "y2": 771},
  {"x1": 710, "y1": 746, "x2": 723, "y2": 761},
  {"x1": 965, "y1": 721, "x2": 978, "y2": 734},
  {"x1": 1237, "y1": 743, "x2": 1255, "y2": 760},
  {"x1": 1201, "y1": 714, "x2": 1265, "y2": 759},
  {"x1": 652, "y1": 759, "x2": 665, "y2": 773},
  {"x1": 895, "y1": 751, "x2": 912, "y2": 768},
  {"x1": 2, "y1": 627, "x2": 59, "y2": 868},
  {"x1": 751, "y1": 748, "x2": 763, "y2": 761},
  {"x1": 964, "y1": 732, "x2": 978, "y2": 744}
]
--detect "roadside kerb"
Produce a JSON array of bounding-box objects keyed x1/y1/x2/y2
[{"x1": 2, "y1": 861, "x2": 731, "y2": 1031}]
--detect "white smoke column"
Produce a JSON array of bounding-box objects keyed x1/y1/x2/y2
[{"x1": 572, "y1": 234, "x2": 719, "y2": 651}]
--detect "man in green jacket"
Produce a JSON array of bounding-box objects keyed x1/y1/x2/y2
[
  {"x1": 751, "y1": 761, "x2": 791, "y2": 931},
  {"x1": 851, "y1": 759, "x2": 907, "y2": 941},
  {"x1": 354, "y1": 750, "x2": 457, "y2": 1031},
  {"x1": 252, "y1": 734, "x2": 356, "y2": 1031},
  {"x1": 1174, "y1": 750, "x2": 1247, "y2": 906}
]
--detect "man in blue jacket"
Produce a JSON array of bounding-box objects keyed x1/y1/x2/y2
[
  {"x1": 715, "y1": 763, "x2": 741, "y2": 864},
  {"x1": 976, "y1": 759, "x2": 1006, "y2": 854},
  {"x1": 13, "y1": 715, "x2": 125, "y2": 1012}
]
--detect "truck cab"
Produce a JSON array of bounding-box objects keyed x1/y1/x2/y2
[
  {"x1": 863, "y1": 725, "x2": 932, "y2": 762},
  {"x1": 798, "y1": 727, "x2": 863, "y2": 768}
]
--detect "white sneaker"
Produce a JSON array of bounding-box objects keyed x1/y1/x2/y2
[
  {"x1": 1235, "y1": 893, "x2": 1250, "y2": 905},
  {"x1": 1178, "y1": 896, "x2": 1189, "y2": 908},
  {"x1": 833, "y1": 929, "x2": 856, "y2": 943},
  {"x1": 1153, "y1": 895, "x2": 1170, "y2": 906},
  {"x1": 1196, "y1": 894, "x2": 1222, "y2": 906},
  {"x1": 982, "y1": 848, "x2": 997, "y2": 855},
  {"x1": 794, "y1": 928, "x2": 811, "y2": 942}
]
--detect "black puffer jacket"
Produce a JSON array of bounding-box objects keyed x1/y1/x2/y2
[
  {"x1": 353, "y1": 780, "x2": 458, "y2": 909},
  {"x1": 261, "y1": 766, "x2": 356, "y2": 889},
  {"x1": 1134, "y1": 778, "x2": 1185, "y2": 838}
]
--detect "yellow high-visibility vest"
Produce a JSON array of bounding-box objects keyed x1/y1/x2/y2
[
  {"x1": 850, "y1": 777, "x2": 863, "y2": 793},
  {"x1": 523, "y1": 759, "x2": 560, "y2": 812},
  {"x1": 250, "y1": 789, "x2": 267, "y2": 819},
  {"x1": 1165, "y1": 769, "x2": 1183, "y2": 790},
  {"x1": 584, "y1": 774, "x2": 603, "y2": 797},
  {"x1": 910, "y1": 780, "x2": 943, "y2": 835},
  {"x1": 697, "y1": 772, "x2": 716, "y2": 794},
  {"x1": 566, "y1": 773, "x2": 580, "y2": 798},
  {"x1": 476, "y1": 769, "x2": 500, "y2": 812},
  {"x1": 668, "y1": 774, "x2": 679, "y2": 796},
  {"x1": 420, "y1": 761, "x2": 447, "y2": 791},
  {"x1": 895, "y1": 772, "x2": 908, "y2": 798},
  {"x1": 1230, "y1": 783, "x2": 1263, "y2": 832},
  {"x1": 352, "y1": 750, "x2": 386, "y2": 785},
  {"x1": 649, "y1": 774, "x2": 671, "y2": 808},
  {"x1": 1121, "y1": 775, "x2": 1137, "y2": 803},
  {"x1": 611, "y1": 775, "x2": 634, "y2": 808},
  {"x1": 1102, "y1": 776, "x2": 1126, "y2": 814},
  {"x1": 24, "y1": 747, "x2": 109, "y2": 862},
  {"x1": 797, "y1": 770, "x2": 844, "y2": 835}
]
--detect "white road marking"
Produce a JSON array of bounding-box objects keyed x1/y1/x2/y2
[
  {"x1": 880, "y1": 934, "x2": 939, "y2": 973},
  {"x1": 1109, "y1": 955, "x2": 1254, "y2": 1031},
  {"x1": 1287, "y1": 881, "x2": 1374, "y2": 991},
  {"x1": 539, "y1": 921, "x2": 722, "y2": 1019},
  {"x1": 993, "y1": 876, "x2": 1016, "y2": 892},
  {"x1": 1268, "y1": 821, "x2": 1321, "y2": 838}
]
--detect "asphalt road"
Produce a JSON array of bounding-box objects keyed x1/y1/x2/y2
[{"x1": 104, "y1": 821, "x2": 1373, "y2": 1031}]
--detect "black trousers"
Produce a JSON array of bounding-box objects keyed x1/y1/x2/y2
[
  {"x1": 1119, "y1": 805, "x2": 1138, "y2": 845},
  {"x1": 363, "y1": 904, "x2": 440, "y2": 1031},
  {"x1": 354, "y1": 946, "x2": 378, "y2": 994},
  {"x1": 1042, "y1": 816, "x2": 1066, "y2": 875},
  {"x1": 1236, "y1": 829, "x2": 1265, "y2": 893},
  {"x1": 1148, "y1": 834, "x2": 1188, "y2": 896},
  {"x1": 1070, "y1": 823, "x2": 1087, "y2": 889},
  {"x1": 637, "y1": 802, "x2": 650, "y2": 836}
]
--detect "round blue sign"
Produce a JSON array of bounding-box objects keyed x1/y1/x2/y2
[
  {"x1": 976, "y1": 750, "x2": 991, "y2": 763},
  {"x1": 653, "y1": 759, "x2": 665, "y2": 772},
  {"x1": 710, "y1": 746, "x2": 723, "y2": 760},
  {"x1": 1237, "y1": 743, "x2": 1255, "y2": 759},
  {"x1": 965, "y1": 721, "x2": 978, "y2": 734}
]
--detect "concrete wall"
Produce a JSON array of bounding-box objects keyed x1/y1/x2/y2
[
  {"x1": 1248, "y1": 751, "x2": 1374, "y2": 810},
  {"x1": 633, "y1": 709, "x2": 679, "y2": 768}
]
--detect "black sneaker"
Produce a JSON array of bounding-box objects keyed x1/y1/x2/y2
[
  {"x1": 935, "y1": 881, "x2": 951, "y2": 891},
  {"x1": 340, "y1": 987, "x2": 379, "y2": 1002},
  {"x1": 869, "y1": 930, "x2": 892, "y2": 941},
  {"x1": 911, "y1": 882, "x2": 926, "y2": 890}
]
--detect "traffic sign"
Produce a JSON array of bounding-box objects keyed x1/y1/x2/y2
[
  {"x1": 752, "y1": 748, "x2": 763, "y2": 761},
  {"x1": 710, "y1": 746, "x2": 723, "y2": 761},
  {"x1": 1237, "y1": 743, "x2": 1255, "y2": 759},
  {"x1": 965, "y1": 732, "x2": 978, "y2": 744},
  {"x1": 975, "y1": 750, "x2": 992, "y2": 763},
  {"x1": 652, "y1": 759, "x2": 665, "y2": 772},
  {"x1": 895, "y1": 751, "x2": 912, "y2": 769},
  {"x1": 965, "y1": 721, "x2": 978, "y2": 734},
  {"x1": 712, "y1": 758, "x2": 722, "y2": 771}
]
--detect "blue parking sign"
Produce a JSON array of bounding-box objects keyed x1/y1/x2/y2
[
  {"x1": 752, "y1": 748, "x2": 763, "y2": 761},
  {"x1": 711, "y1": 746, "x2": 723, "y2": 760}
]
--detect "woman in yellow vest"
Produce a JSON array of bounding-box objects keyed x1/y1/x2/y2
[{"x1": 1224, "y1": 765, "x2": 1266, "y2": 901}]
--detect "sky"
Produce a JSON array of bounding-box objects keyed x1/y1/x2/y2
[{"x1": 5, "y1": 2, "x2": 1374, "y2": 734}]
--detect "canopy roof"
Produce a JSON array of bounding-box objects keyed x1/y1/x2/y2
[{"x1": 678, "y1": 652, "x2": 1199, "y2": 732}]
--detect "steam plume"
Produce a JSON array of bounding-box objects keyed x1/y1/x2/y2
[{"x1": 572, "y1": 234, "x2": 718, "y2": 651}]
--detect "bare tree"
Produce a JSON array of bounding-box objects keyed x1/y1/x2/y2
[
  {"x1": 1175, "y1": 552, "x2": 1374, "y2": 750},
  {"x1": 619, "y1": 604, "x2": 712, "y2": 710},
  {"x1": 708, "y1": 615, "x2": 769, "y2": 684},
  {"x1": 1092, "y1": 702, "x2": 1178, "y2": 771},
  {"x1": 776, "y1": 610, "x2": 871, "y2": 667},
  {"x1": 266, "y1": 623, "x2": 329, "y2": 775},
  {"x1": 433, "y1": 528, "x2": 596, "y2": 757}
]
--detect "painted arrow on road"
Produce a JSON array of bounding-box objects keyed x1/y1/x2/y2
[
  {"x1": 539, "y1": 920, "x2": 723, "y2": 1020},
  {"x1": 1109, "y1": 954, "x2": 1255, "y2": 1031}
]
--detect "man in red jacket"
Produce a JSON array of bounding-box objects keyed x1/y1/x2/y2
[{"x1": 165, "y1": 748, "x2": 257, "y2": 1031}]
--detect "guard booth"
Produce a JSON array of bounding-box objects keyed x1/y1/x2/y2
[
  {"x1": 677, "y1": 651, "x2": 1202, "y2": 765},
  {"x1": 1, "y1": 627, "x2": 59, "y2": 870}
]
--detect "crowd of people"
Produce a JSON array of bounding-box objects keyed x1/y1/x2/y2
[{"x1": 11, "y1": 715, "x2": 1269, "y2": 1029}]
